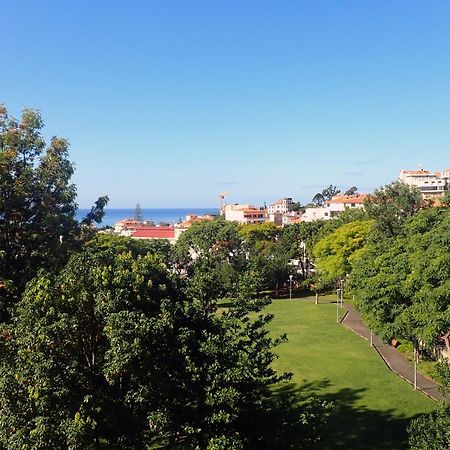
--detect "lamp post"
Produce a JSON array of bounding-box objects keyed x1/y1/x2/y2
[
  {"x1": 414, "y1": 342, "x2": 418, "y2": 390},
  {"x1": 289, "y1": 275, "x2": 293, "y2": 300}
]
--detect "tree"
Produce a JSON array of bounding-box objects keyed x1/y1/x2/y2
[
  {"x1": 134, "y1": 202, "x2": 143, "y2": 222},
  {"x1": 364, "y1": 181, "x2": 423, "y2": 239},
  {"x1": 313, "y1": 220, "x2": 373, "y2": 287},
  {"x1": 0, "y1": 106, "x2": 78, "y2": 317},
  {"x1": 344, "y1": 186, "x2": 358, "y2": 196},
  {"x1": 349, "y1": 208, "x2": 450, "y2": 351},
  {"x1": 81, "y1": 195, "x2": 109, "y2": 227},
  {"x1": 408, "y1": 361, "x2": 450, "y2": 449},
  {"x1": 321, "y1": 185, "x2": 341, "y2": 201},
  {"x1": 311, "y1": 193, "x2": 325, "y2": 207},
  {"x1": 0, "y1": 106, "x2": 107, "y2": 318},
  {"x1": 0, "y1": 243, "x2": 330, "y2": 449},
  {"x1": 440, "y1": 190, "x2": 450, "y2": 207}
]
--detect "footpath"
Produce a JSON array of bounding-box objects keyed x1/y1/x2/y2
[{"x1": 341, "y1": 304, "x2": 444, "y2": 402}]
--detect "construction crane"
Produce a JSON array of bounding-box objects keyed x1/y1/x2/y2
[{"x1": 218, "y1": 192, "x2": 229, "y2": 215}]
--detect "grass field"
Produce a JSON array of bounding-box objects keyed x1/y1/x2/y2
[{"x1": 266, "y1": 296, "x2": 436, "y2": 450}]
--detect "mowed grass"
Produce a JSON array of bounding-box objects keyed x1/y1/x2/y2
[{"x1": 266, "y1": 296, "x2": 436, "y2": 450}]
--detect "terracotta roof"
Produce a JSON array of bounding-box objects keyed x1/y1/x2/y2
[
  {"x1": 117, "y1": 219, "x2": 141, "y2": 226},
  {"x1": 327, "y1": 194, "x2": 368, "y2": 205},
  {"x1": 132, "y1": 227, "x2": 175, "y2": 239},
  {"x1": 243, "y1": 209, "x2": 265, "y2": 214},
  {"x1": 402, "y1": 170, "x2": 431, "y2": 175}
]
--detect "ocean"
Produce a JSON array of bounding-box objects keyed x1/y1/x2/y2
[{"x1": 75, "y1": 208, "x2": 219, "y2": 227}]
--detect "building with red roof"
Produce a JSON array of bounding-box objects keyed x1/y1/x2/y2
[{"x1": 131, "y1": 226, "x2": 177, "y2": 243}]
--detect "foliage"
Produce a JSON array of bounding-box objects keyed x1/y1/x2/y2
[
  {"x1": 321, "y1": 185, "x2": 341, "y2": 201},
  {"x1": 81, "y1": 195, "x2": 109, "y2": 227},
  {"x1": 0, "y1": 106, "x2": 78, "y2": 317},
  {"x1": 0, "y1": 105, "x2": 106, "y2": 319},
  {"x1": 349, "y1": 208, "x2": 450, "y2": 345},
  {"x1": 311, "y1": 193, "x2": 325, "y2": 207},
  {"x1": 344, "y1": 186, "x2": 358, "y2": 196},
  {"x1": 408, "y1": 403, "x2": 450, "y2": 450},
  {"x1": 408, "y1": 361, "x2": 450, "y2": 449},
  {"x1": 313, "y1": 220, "x2": 373, "y2": 287},
  {"x1": 238, "y1": 222, "x2": 280, "y2": 248},
  {"x1": 364, "y1": 181, "x2": 423, "y2": 239},
  {"x1": 0, "y1": 244, "x2": 312, "y2": 449}
]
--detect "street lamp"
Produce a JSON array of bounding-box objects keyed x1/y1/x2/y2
[
  {"x1": 289, "y1": 275, "x2": 293, "y2": 299},
  {"x1": 336, "y1": 288, "x2": 341, "y2": 323}
]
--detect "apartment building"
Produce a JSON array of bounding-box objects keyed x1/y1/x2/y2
[
  {"x1": 224, "y1": 204, "x2": 267, "y2": 224},
  {"x1": 398, "y1": 168, "x2": 450, "y2": 199},
  {"x1": 267, "y1": 197, "x2": 294, "y2": 214},
  {"x1": 302, "y1": 193, "x2": 367, "y2": 222}
]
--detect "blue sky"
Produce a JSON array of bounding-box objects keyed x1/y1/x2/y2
[{"x1": 2, "y1": 1, "x2": 450, "y2": 207}]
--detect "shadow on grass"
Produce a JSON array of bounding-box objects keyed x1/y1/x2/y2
[{"x1": 274, "y1": 380, "x2": 426, "y2": 450}]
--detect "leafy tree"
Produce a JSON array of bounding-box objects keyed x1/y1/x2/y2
[
  {"x1": 238, "y1": 222, "x2": 280, "y2": 249},
  {"x1": 349, "y1": 208, "x2": 450, "y2": 350},
  {"x1": 0, "y1": 105, "x2": 107, "y2": 318},
  {"x1": 174, "y1": 219, "x2": 250, "y2": 298},
  {"x1": 440, "y1": 190, "x2": 450, "y2": 207},
  {"x1": 290, "y1": 201, "x2": 303, "y2": 212},
  {"x1": 364, "y1": 181, "x2": 423, "y2": 239},
  {"x1": 408, "y1": 361, "x2": 450, "y2": 449},
  {"x1": 344, "y1": 186, "x2": 358, "y2": 196},
  {"x1": 0, "y1": 244, "x2": 329, "y2": 449},
  {"x1": 81, "y1": 195, "x2": 109, "y2": 227},
  {"x1": 311, "y1": 192, "x2": 325, "y2": 207},
  {"x1": 0, "y1": 106, "x2": 78, "y2": 316},
  {"x1": 313, "y1": 220, "x2": 373, "y2": 287},
  {"x1": 321, "y1": 185, "x2": 341, "y2": 201}
]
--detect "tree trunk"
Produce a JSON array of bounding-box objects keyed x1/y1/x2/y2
[{"x1": 315, "y1": 292, "x2": 319, "y2": 305}]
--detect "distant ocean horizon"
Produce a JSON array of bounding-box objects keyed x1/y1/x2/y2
[{"x1": 75, "y1": 208, "x2": 219, "y2": 227}]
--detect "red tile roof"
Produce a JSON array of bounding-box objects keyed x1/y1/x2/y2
[
  {"x1": 132, "y1": 227, "x2": 175, "y2": 239},
  {"x1": 402, "y1": 170, "x2": 430, "y2": 175},
  {"x1": 327, "y1": 194, "x2": 368, "y2": 205}
]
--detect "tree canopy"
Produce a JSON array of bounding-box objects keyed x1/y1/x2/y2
[
  {"x1": 0, "y1": 242, "x2": 330, "y2": 449},
  {"x1": 364, "y1": 181, "x2": 423, "y2": 239},
  {"x1": 313, "y1": 220, "x2": 373, "y2": 287},
  {"x1": 349, "y1": 207, "x2": 450, "y2": 349}
]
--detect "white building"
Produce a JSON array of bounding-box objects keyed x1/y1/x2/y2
[
  {"x1": 224, "y1": 204, "x2": 267, "y2": 224},
  {"x1": 302, "y1": 194, "x2": 367, "y2": 222},
  {"x1": 267, "y1": 197, "x2": 294, "y2": 214},
  {"x1": 398, "y1": 168, "x2": 449, "y2": 199}
]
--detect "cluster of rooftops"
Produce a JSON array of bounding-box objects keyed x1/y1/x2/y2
[{"x1": 110, "y1": 167, "x2": 449, "y2": 242}]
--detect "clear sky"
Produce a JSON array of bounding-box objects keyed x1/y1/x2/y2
[{"x1": 2, "y1": 1, "x2": 450, "y2": 207}]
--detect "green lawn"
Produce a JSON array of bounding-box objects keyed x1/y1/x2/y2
[{"x1": 266, "y1": 296, "x2": 436, "y2": 450}]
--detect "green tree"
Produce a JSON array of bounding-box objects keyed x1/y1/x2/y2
[
  {"x1": 408, "y1": 361, "x2": 450, "y2": 449},
  {"x1": 81, "y1": 195, "x2": 109, "y2": 227},
  {"x1": 321, "y1": 185, "x2": 341, "y2": 201},
  {"x1": 344, "y1": 186, "x2": 358, "y2": 196},
  {"x1": 0, "y1": 106, "x2": 78, "y2": 315},
  {"x1": 364, "y1": 181, "x2": 423, "y2": 239},
  {"x1": 313, "y1": 220, "x2": 373, "y2": 287},
  {"x1": 0, "y1": 105, "x2": 106, "y2": 318},
  {"x1": 0, "y1": 244, "x2": 329, "y2": 449},
  {"x1": 311, "y1": 192, "x2": 325, "y2": 206},
  {"x1": 349, "y1": 208, "x2": 450, "y2": 349}
]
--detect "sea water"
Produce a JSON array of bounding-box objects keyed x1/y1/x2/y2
[{"x1": 75, "y1": 208, "x2": 218, "y2": 227}]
